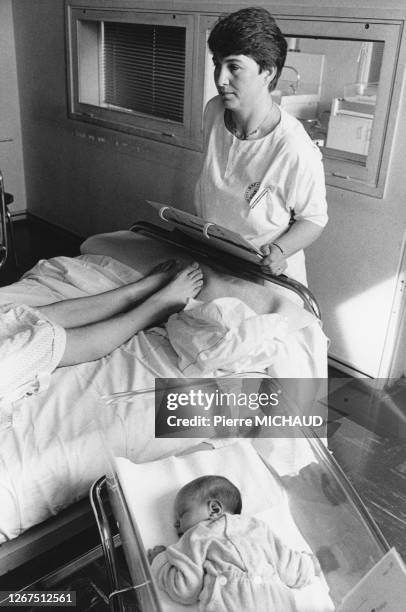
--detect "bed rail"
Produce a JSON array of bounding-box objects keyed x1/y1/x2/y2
[
  {"x1": 130, "y1": 221, "x2": 321, "y2": 320},
  {"x1": 0, "y1": 170, "x2": 8, "y2": 270}
]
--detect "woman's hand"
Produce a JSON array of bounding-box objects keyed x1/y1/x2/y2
[
  {"x1": 260, "y1": 244, "x2": 287, "y2": 276},
  {"x1": 148, "y1": 545, "x2": 167, "y2": 564}
]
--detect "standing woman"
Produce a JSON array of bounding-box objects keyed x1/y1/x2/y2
[{"x1": 195, "y1": 7, "x2": 328, "y2": 287}]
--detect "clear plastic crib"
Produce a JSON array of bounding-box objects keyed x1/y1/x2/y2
[{"x1": 90, "y1": 382, "x2": 389, "y2": 612}]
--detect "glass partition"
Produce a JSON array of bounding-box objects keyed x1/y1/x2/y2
[
  {"x1": 275, "y1": 18, "x2": 402, "y2": 197},
  {"x1": 280, "y1": 38, "x2": 384, "y2": 159}
]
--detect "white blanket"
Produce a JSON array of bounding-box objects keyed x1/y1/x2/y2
[{"x1": 0, "y1": 244, "x2": 327, "y2": 542}]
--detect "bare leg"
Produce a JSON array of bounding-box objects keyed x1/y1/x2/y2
[
  {"x1": 141, "y1": 262, "x2": 204, "y2": 323},
  {"x1": 39, "y1": 259, "x2": 179, "y2": 328},
  {"x1": 59, "y1": 263, "x2": 203, "y2": 367}
]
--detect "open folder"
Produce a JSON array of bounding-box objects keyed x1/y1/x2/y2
[{"x1": 147, "y1": 200, "x2": 263, "y2": 264}]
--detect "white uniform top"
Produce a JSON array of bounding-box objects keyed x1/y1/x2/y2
[
  {"x1": 0, "y1": 302, "x2": 66, "y2": 404},
  {"x1": 194, "y1": 96, "x2": 328, "y2": 284}
]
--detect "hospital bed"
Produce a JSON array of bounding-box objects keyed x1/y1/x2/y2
[{"x1": 0, "y1": 220, "x2": 358, "y2": 580}]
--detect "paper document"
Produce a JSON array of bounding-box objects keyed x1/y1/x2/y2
[{"x1": 337, "y1": 547, "x2": 406, "y2": 612}]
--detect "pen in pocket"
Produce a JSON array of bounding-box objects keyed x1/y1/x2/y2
[{"x1": 249, "y1": 186, "x2": 270, "y2": 210}]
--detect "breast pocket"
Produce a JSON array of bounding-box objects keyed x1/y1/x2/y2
[{"x1": 247, "y1": 185, "x2": 289, "y2": 235}]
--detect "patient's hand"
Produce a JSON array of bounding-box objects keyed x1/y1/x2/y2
[{"x1": 148, "y1": 545, "x2": 167, "y2": 564}]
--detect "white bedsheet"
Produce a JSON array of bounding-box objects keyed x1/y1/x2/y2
[{"x1": 0, "y1": 245, "x2": 327, "y2": 542}]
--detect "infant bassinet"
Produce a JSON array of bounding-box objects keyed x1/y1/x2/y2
[{"x1": 91, "y1": 391, "x2": 389, "y2": 612}]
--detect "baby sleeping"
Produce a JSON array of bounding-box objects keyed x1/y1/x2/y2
[{"x1": 149, "y1": 475, "x2": 321, "y2": 611}]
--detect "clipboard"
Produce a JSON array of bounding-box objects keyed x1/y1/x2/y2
[{"x1": 147, "y1": 201, "x2": 263, "y2": 264}]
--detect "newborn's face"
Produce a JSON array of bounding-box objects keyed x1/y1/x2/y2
[{"x1": 174, "y1": 495, "x2": 209, "y2": 537}]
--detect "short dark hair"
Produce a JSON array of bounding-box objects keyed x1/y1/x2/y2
[
  {"x1": 180, "y1": 475, "x2": 242, "y2": 514},
  {"x1": 208, "y1": 7, "x2": 287, "y2": 90}
]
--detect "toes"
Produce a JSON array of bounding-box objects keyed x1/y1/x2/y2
[
  {"x1": 189, "y1": 270, "x2": 203, "y2": 281},
  {"x1": 186, "y1": 264, "x2": 203, "y2": 278},
  {"x1": 179, "y1": 264, "x2": 200, "y2": 278}
]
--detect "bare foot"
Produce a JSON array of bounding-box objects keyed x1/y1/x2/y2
[
  {"x1": 155, "y1": 262, "x2": 203, "y2": 310},
  {"x1": 139, "y1": 263, "x2": 204, "y2": 328},
  {"x1": 147, "y1": 259, "x2": 180, "y2": 284},
  {"x1": 130, "y1": 259, "x2": 179, "y2": 301}
]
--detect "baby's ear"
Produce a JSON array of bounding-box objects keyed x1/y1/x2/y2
[{"x1": 208, "y1": 499, "x2": 223, "y2": 517}]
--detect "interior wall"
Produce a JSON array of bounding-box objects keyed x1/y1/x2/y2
[
  {"x1": 11, "y1": 0, "x2": 406, "y2": 379},
  {"x1": 0, "y1": 0, "x2": 26, "y2": 212}
]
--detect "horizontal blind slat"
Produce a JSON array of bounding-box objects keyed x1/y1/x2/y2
[{"x1": 103, "y1": 21, "x2": 185, "y2": 122}]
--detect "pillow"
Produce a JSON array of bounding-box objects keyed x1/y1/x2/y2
[
  {"x1": 165, "y1": 297, "x2": 289, "y2": 376},
  {"x1": 0, "y1": 303, "x2": 66, "y2": 404}
]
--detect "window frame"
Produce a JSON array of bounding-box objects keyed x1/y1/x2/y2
[
  {"x1": 66, "y1": 3, "x2": 405, "y2": 197},
  {"x1": 66, "y1": 5, "x2": 203, "y2": 149},
  {"x1": 275, "y1": 16, "x2": 404, "y2": 198}
]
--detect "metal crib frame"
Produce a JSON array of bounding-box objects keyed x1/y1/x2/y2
[
  {"x1": 90, "y1": 477, "x2": 125, "y2": 612},
  {"x1": 129, "y1": 221, "x2": 322, "y2": 320},
  {"x1": 90, "y1": 476, "x2": 163, "y2": 612}
]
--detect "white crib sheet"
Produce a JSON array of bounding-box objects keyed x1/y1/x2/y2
[
  {"x1": 114, "y1": 441, "x2": 334, "y2": 611},
  {"x1": 0, "y1": 246, "x2": 327, "y2": 542}
]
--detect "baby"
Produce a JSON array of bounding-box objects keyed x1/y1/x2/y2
[{"x1": 149, "y1": 475, "x2": 321, "y2": 611}]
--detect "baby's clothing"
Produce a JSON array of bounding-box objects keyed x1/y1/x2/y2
[{"x1": 151, "y1": 514, "x2": 317, "y2": 611}]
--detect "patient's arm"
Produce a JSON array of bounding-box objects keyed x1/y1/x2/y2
[
  {"x1": 58, "y1": 264, "x2": 203, "y2": 367},
  {"x1": 38, "y1": 260, "x2": 178, "y2": 329}
]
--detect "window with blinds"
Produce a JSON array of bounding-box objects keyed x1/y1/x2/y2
[
  {"x1": 67, "y1": 6, "x2": 203, "y2": 149},
  {"x1": 103, "y1": 22, "x2": 186, "y2": 123}
]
